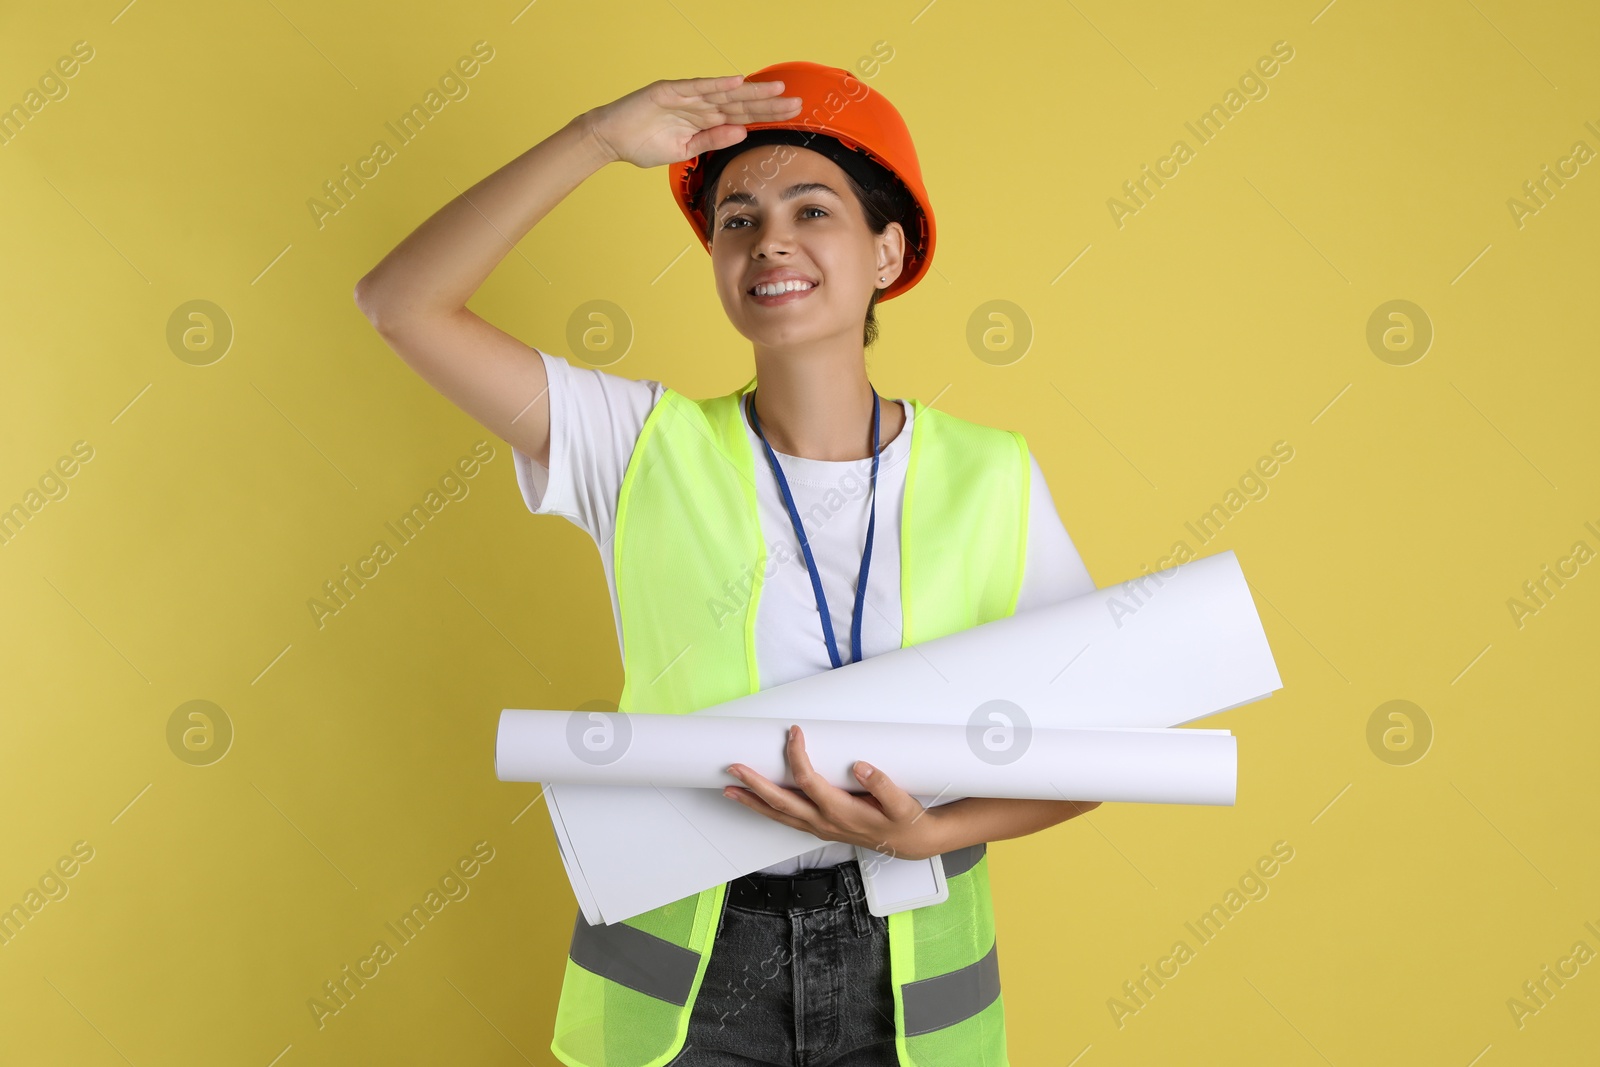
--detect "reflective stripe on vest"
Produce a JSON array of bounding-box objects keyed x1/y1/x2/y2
[
  {"x1": 569, "y1": 843, "x2": 989, "y2": 1006},
  {"x1": 936, "y1": 842, "x2": 986, "y2": 879},
  {"x1": 550, "y1": 379, "x2": 1031, "y2": 1067},
  {"x1": 567, "y1": 909, "x2": 701, "y2": 1006},
  {"x1": 904, "y1": 940, "x2": 1002, "y2": 1036}
]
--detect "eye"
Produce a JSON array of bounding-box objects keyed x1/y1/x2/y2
[{"x1": 719, "y1": 206, "x2": 830, "y2": 231}]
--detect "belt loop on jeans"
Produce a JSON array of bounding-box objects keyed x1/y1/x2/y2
[{"x1": 840, "y1": 861, "x2": 872, "y2": 937}]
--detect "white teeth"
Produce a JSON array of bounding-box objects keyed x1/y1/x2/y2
[{"x1": 752, "y1": 280, "x2": 815, "y2": 296}]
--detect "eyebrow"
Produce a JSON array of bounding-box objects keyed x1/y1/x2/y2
[{"x1": 714, "y1": 182, "x2": 842, "y2": 215}]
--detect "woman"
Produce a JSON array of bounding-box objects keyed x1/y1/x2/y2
[{"x1": 356, "y1": 62, "x2": 1101, "y2": 1067}]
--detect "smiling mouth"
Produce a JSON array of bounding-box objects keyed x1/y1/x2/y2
[{"x1": 747, "y1": 281, "x2": 819, "y2": 301}]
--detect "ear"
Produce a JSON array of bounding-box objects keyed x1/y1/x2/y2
[{"x1": 876, "y1": 220, "x2": 907, "y2": 284}]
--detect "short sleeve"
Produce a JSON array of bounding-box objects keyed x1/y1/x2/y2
[
  {"x1": 510, "y1": 349, "x2": 667, "y2": 549},
  {"x1": 1016, "y1": 452, "x2": 1097, "y2": 610}
]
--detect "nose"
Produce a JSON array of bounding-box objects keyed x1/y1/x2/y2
[{"x1": 751, "y1": 217, "x2": 798, "y2": 259}]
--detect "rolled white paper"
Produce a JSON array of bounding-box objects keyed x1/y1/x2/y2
[
  {"x1": 521, "y1": 549, "x2": 1281, "y2": 925},
  {"x1": 497, "y1": 710, "x2": 1236, "y2": 806}
]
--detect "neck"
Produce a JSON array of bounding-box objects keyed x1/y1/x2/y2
[{"x1": 747, "y1": 348, "x2": 903, "y2": 461}]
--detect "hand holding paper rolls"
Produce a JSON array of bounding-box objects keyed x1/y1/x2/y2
[
  {"x1": 501, "y1": 549, "x2": 1278, "y2": 926},
  {"x1": 722, "y1": 724, "x2": 949, "y2": 862}
]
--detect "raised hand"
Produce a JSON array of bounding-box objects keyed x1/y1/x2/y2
[{"x1": 584, "y1": 74, "x2": 803, "y2": 170}]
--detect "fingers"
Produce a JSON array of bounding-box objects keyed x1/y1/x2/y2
[
  {"x1": 850, "y1": 759, "x2": 926, "y2": 824},
  {"x1": 681, "y1": 74, "x2": 746, "y2": 95},
  {"x1": 673, "y1": 78, "x2": 800, "y2": 153},
  {"x1": 700, "y1": 97, "x2": 802, "y2": 129},
  {"x1": 725, "y1": 784, "x2": 810, "y2": 833},
  {"x1": 742, "y1": 96, "x2": 805, "y2": 117},
  {"x1": 697, "y1": 75, "x2": 783, "y2": 101},
  {"x1": 723, "y1": 725, "x2": 846, "y2": 819},
  {"x1": 681, "y1": 92, "x2": 800, "y2": 154},
  {"x1": 724, "y1": 757, "x2": 819, "y2": 822},
  {"x1": 724, "y1": 726, "x2": 921, "y2": 848},
  {"x1": 785, "y1": 726, "x2": 857, "y2": 811},
  {"x1": 700, "y1": 78, "x2": 801, "y2": 113}
]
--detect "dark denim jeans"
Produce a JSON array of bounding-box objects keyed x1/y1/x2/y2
[{"x1": 664, "y1": 860, "x2": 899, "y2": 1067}]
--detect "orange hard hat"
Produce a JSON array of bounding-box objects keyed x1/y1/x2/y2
[{"x1": 667, "y1": 61, "x2": 935, "y2": 302}]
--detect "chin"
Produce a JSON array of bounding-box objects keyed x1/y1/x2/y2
[{"x1": 739, "y1": 322, "x2": 840, "y2": 348}]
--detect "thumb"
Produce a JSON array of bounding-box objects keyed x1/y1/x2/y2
[{"x1": 685, "y1": 124, "x2": 748, "y2": 159}]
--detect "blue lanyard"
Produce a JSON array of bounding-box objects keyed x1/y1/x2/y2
[{"x1": 747, "y1": 388, "x2": 882, "y2": 669}]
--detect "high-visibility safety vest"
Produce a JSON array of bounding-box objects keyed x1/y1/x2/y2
[{"x1": 549, "y1": 374, "x2": 1033, "y2": 1067}]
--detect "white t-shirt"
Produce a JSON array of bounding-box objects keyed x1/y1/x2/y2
[{"x1": 512, "y1": 350, "x2": 1098, "y2": 875}]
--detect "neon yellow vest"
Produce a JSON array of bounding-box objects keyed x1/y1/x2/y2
[{"x1": 550, "y1": 375, "x2": 1032, "y2": 1067}]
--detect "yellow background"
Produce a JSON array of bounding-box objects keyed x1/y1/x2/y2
[{"x1": 3, "y1": 0, "x2": 1597, "y2": 1063}]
